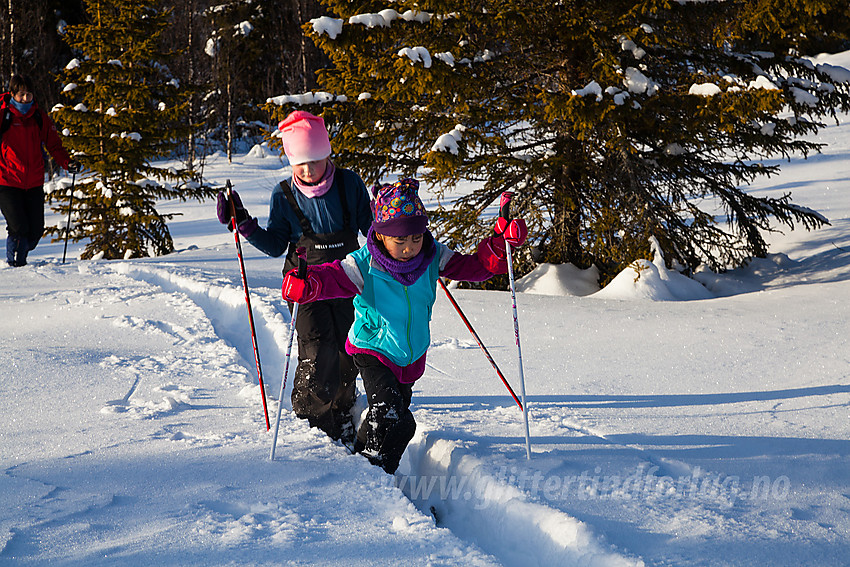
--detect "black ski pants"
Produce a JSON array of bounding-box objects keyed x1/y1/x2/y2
[
  {"x1": 0, "y1": 185, "x2": 44, "y2": 265},
  {"x1": 352, "y1": 352, "x2": 416, "y2": 474},
  {"x1": 290, "y1": 297, "x2": 359, "y2": 441}
]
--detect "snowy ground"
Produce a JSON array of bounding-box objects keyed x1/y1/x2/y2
[{"x1": 2, "y1": 62, "x2": 850, "y2": 567}]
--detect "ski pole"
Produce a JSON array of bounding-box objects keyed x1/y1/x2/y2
[
  {"x1": 227, "y1": 180, "x2": 270, "y2": 431},
  {"x1": 61, "y1": 172, "x2": 76, "y2": 264},
  {"x1": 437, "y1": 278, "x2": 523, "y2": 411},
  {"x1": 270, "y1": 247, "x2": 306, "y2": 461},
  {"x1": 499, "y1": 192, "x2": 532, "y2": 459}
]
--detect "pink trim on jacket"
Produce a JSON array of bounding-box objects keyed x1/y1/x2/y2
[{"x1": 345, "y1": 339, "x2": 428, "y2": 384}]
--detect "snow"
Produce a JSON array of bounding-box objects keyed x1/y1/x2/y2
[
  {"x1": 817, "y1": 62, "x2": 850, "y2": 83},
  {"x1": 349, "y1": 13, "x2": 392, "y2": 29},
  {"x1": 623, "y1": 68, "x2": 658, "y2": 96},
  {"x1": 573, "y1": 81, "x2": 603, "y2": 101},
  {"x1": 431, "y1": 125, "x2": 466, "y2": 154},
  {"x1": 2, "y1": 52, "x2": 850, "y2": 567},
  {"x1": 345, "y1": 9, "x2": 431, "y2": 29},
  {"x1": 748, "y1": 75, "x2": 780, "y2": 90},
  {"x1": 398, "y1": 46, "x2": 433, "y2": 68},
  {"x1": 311, "y1": 16, "x2": 343, "y2": 39},
  {"x1": 435, "y1": 52, "x2": 456, "y2": 67},
  {"x1": 790, "y1": 86, "x2": 820, "y2": 107},
  {"x1": 266, "y1": 91, "x2": 340, "y2": 107},
  {"x1": 236, "y1": 21, "x2": 253, "y2": 37},
  {"x1": 204, "y1": 37, "x2": 218, "y2": 58},
  {"x1": 689, "y1": 83, "x2": 722, "y2": 96},
  {"x1": 516, "y1": 263, "x2": 600, "y2": 297}
]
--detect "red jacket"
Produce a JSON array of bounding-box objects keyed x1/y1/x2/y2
[{"x1": 0, "y1": 93, "x2": 71, "y2": 189}]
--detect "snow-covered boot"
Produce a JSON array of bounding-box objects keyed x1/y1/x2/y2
[
  {"x1": 15, "y1": 237, "x2": 30, "y2": 266},
  {"x1": 337, "y1": 414, "x2": 357, "y2": 452}
]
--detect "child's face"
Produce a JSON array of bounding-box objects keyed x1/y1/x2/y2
[
  {"x1": 292, "y1": 158, "x2": 328, "y2": 184},
  {"x1": 376, "y1": 232, "x2": 424, "y2": 262}
]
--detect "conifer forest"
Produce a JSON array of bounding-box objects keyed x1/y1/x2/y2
[{"x1": 2, "y1": 0, "x2": 850, "y2": 282}]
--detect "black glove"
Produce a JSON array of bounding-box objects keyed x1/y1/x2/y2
[{"x1": 67, "y1": 160, "x2": 82, "y2": 174}]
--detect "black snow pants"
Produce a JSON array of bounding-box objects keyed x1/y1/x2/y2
[
  {"x1": 352, "y1": 352, "x2": 416, "y2": 474},
  {"x1": 289, "y1": 296, "x2": 359, "y2": 443},
  {"x1": 0, "y1": 185, "x2": 44, "y2": 266}
]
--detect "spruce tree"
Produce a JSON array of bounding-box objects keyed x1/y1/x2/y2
[
  {"x1": 267, "y1": 0, "x2": 850, "y2": 283},
  {"x1": 203, "y1": 0, "x2": 308, "y2": 160},
  {"x1": 48, "y1": 0, "x2": 210, "y2": 260}
]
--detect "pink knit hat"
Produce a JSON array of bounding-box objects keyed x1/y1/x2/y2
[{"x1": 278, "y1": 110, "x2": 332, "y2": 165}]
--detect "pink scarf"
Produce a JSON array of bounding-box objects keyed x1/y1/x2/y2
[{"x1": 292, "y1": 161, "x2": 336, "y2": 198}]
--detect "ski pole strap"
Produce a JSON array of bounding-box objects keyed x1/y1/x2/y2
[
  {"x1": 495, "y1": 191, "x2": 513, "y2": 236},
  {"x1": 296, "y1": 246, "x2": 307, "y2": 279}
]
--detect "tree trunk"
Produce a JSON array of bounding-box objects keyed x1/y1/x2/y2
[
  {"x1": 186, "y1": 0, "x2": 196, "y2": 172},
  {"x1": 550, "y1": 136, "x2": 586, "y2": 267},
  {"x1": 6, "y1": 0, "x2": 14, "y2": 78},
  {"x1": 298, "y1": 0, "x2": 307, "y2": 91},
  {"x1": 226, "y1": 71, "x2": 233, "y2": 163}
]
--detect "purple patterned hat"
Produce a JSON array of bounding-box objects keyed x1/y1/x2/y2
[{"x1": 371, "y1": 178, "x2": 428, "y2": 237}]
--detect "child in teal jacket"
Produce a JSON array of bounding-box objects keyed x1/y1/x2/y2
[{"x1": 282, "y1": 178, "x2": 527, "y2": 473}]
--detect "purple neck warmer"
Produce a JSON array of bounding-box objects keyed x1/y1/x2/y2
[{"x1": 367, "y1": 227, "x2": 436, "y2": 286}]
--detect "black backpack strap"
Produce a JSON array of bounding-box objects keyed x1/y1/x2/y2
[
  {"x1": 0, "y1": 99, "x2": 43, "y2": 139},
  {"x1": 280, "y1": 180, "x2": 315, "y2": 237},
  {"x1": 0, "y1": 94, "x2": 12, "y2": 138},
  {"x1": 0, "y1": 108, "x2": 11, "y2": 138}
]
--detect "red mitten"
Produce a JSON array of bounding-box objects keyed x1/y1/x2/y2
[
  {"x1": 477, "y1": 236, "x2": 509, "y2": 274},
  {"x1": 494, "y1": 217, "x2": 528, "y2": 247},
  {"x1": 282, "y1": 269, "x2": 322, "y2": 303}
]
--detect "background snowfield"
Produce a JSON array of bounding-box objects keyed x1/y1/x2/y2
[{"x1": 2, "y1": 53, "x2": 850, "y2": 566}]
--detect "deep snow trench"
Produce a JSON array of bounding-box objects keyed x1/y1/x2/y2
[{"x1": 111, "y1": 262, "x2": 640, "y2": 567}]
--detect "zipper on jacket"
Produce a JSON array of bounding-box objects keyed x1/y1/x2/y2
[{"x1": 404, "y1": 286, "x2": 413, "y2": 365}]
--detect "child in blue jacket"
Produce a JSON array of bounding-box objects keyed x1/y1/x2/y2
[{"x1": 282, "y1": 178, "x2": 527, "y2": 474}]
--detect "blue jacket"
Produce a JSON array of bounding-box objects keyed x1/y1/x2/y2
[
  {"x1": 347, "y1": 243, "x2": 443, "y2": 367},
  {"x1": 246, "y1": 168, "x2": 372, "y2": 257}
]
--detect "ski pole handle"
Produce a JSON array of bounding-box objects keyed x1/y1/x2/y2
[
  {"x1": 499, "y1": 191, "x2": 513, "y2": 221},
  {"x1": 225, "y1": 180, "x2": 239, "y2": 232}
]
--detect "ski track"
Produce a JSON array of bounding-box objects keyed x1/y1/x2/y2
[
  {"x1": 110, "y1": 262, "x2": 294, "y2": 408},
  {"x1": 110, "y1": 261, "x2": 645, "y2": 567},
  {"x1": 399, "y1": 433, "x2": 643, "y2": 567}
]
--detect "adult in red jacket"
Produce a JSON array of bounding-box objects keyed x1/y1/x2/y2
[{"x1": 0, "y1": 74, "x2": 79, "y2": 266}]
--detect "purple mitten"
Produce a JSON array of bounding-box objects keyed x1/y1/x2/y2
[{"x1": 216, "y1": 190, "x2": 251, "y2": 232}]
